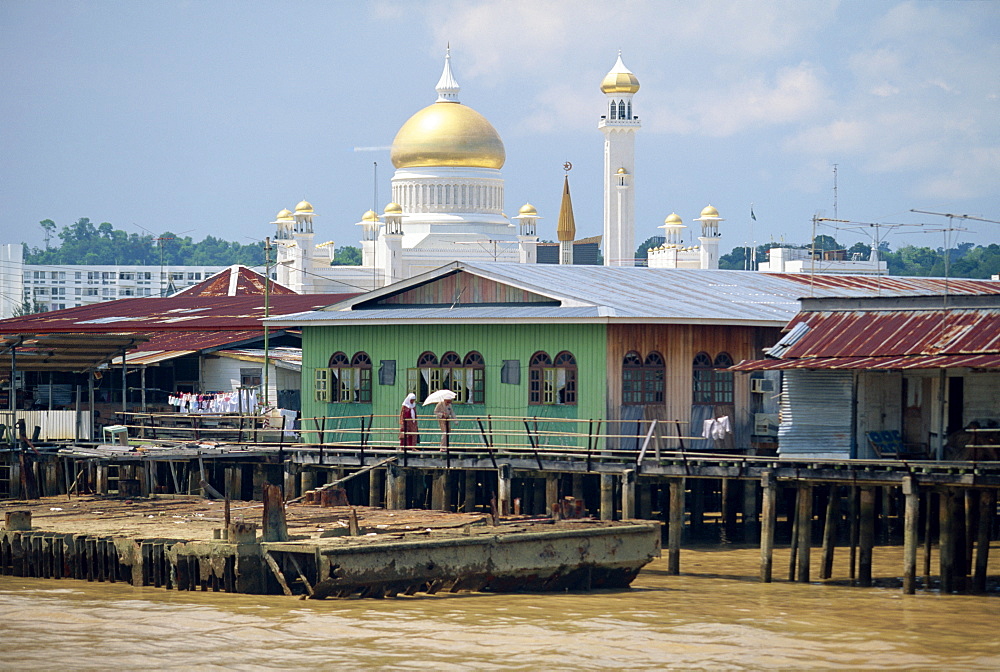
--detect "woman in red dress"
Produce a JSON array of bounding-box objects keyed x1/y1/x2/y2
[{"x1": 399, "y1": 393, "x2": 419, "y2": 448}]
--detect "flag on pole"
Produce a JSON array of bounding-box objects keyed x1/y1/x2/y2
[{"x1": 750, "y1": 205, "x2": 756, "y2": 221}]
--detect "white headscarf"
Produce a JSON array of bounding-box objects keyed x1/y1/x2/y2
[{"x1": 402, "y1": 393, "x2": 417, "y2": 409}]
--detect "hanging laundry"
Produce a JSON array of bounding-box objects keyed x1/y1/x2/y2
[{"x1": 702, "y1": 415, "x2": 732, "y2": 441}]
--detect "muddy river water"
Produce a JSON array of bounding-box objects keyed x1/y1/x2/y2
[{"x1": 1, "y1": 544, "x2": 998, "y2": 670}]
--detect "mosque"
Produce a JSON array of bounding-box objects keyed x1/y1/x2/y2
[{"x1": 272, "y1": 49, "x2": 723, "y2": 293}]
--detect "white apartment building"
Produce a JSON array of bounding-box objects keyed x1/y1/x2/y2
[{"x1": 0, "y1": 245, "x2": 225, "y2": 317}]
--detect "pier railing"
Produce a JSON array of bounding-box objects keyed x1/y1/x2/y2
[{"x1": 109, "y1": 411, "x2": 708, "y2": 459}]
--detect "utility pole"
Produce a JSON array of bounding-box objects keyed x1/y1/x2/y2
[{"x1": 263, "y1": 237, "x2": 272, "y2": 411}]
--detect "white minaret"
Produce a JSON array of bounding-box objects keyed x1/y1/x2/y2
[
  {"x1": 695, "y1": 205, "x2": 723, "y2": 270},
  {"x1": 378, "y1": 202, "x2": 404, "y2": 285},
  {"x1": 512, "y1": 203, "x2": 540, "y2": 264},
  {"x1": 599, "y1": 51, "x2": 640, "y2": 267}
]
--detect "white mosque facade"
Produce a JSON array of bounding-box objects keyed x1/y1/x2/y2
[{"x1": 273, "y1": 50, "x2": 724, "y2": 294}]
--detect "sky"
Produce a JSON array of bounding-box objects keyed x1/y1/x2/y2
[{"x1": 2, "y1": 0, "x2": 999, "y2": 259}]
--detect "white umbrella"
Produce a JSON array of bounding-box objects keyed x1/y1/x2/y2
[{"x1": 422, "y1": 389, "x2": 456, "y2": 406}]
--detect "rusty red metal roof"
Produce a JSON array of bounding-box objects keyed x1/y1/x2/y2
[
  {"x1": 172, "y1": 265, "x2": 296, "y2": 297},
  {"x1": 771, "y1": 273, "x2": 1000, "y2": 296},
  {"x1": 732, "y1": 295, "x2": 1000, "y2": 371},
  {"x1": 0, "y1": 294, "x2": 357, "y2": 333}
]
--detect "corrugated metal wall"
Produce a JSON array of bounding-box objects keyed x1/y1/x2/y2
[
  {"x1": 778, "y1": 370, "x2": 854, "y2": 457},
  {"x1": 0, "y1": 410, "x2": 91, "y2": 441}
]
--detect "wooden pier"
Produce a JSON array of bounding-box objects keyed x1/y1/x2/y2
[{"x1": 2, "y1": 412, "x2": 998, "y2": 596}]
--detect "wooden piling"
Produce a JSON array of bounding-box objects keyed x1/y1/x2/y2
[
  {"x1": 368, "y1": 468, "x2": 383, "y2": 508},
  {"x1": 261, "y1": 483, "x2": 289, "y2": 542},
  {"x1": 497, "y1": 464, "x2": 512, "y2": 516},
  {"x1": 819, "y1": 485, "x2": 837, "y2": 580},
  {"x1": 788, "y1": 487, "x2": 799, "y2": 582},
  {"x1": 923, "y1": 491, "x2": 933, "y2": 586},
  {"x1": 545, "y1": 474, "x2": 559, "y2": 516},
  {"x1": 760, "y1": 471, "x2": 776, "y2": 583},
  {"x1": 973, "y1": 488, "x2": 995, "y2": 593},
  {"x1": 600, "y1": 473, "x2": 615, "y2": 521},
  {"x1": 431, "y1": 471, "x2": 449, "y2": 512},
  {"x1": 796, "y1": 483, "x2": 813, "y2": 583},
  {"x1": 940, "y1": 488, "x2": 957, "y2": 593},
  {"x1": 859, "y1": 486, "x2": 875, "y2": 588},
  {"x1": 621, "y1": 470, "x2": 636, "y2": 520},
  {"x1": 4, "y1": 511, "x2": 31, "y2": 531},
  {"x1": 463, "y1": 470, "x2": 477, "y2": 513},
  {"x1": 386, "y1": 464, "x2": 406, "y2": 510},
  {"x1": 849, "y1": 486, "x2": 859, "y2": 585},
  {"x1": 667, "y1": 478, "x2": 685, "y2": 575},
  {"x1": 902, "y1": 476, "x2": 919, "y2": 594},
  {"x1": 743, "y1": 477, "x2": 759, "y2": 542}
]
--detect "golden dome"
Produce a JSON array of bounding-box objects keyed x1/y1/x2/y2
[
  {"x1": 700, "y1": 205, "x2": 720, "y2": 218},
  {"x1": 616, "y1": 167, "x2": 628, "y2": 175},
  {"x1": 601, "y1": 53, "x2": 640, "y2": 95},
  {"x1": 361, "y1": 210, "x2": 379, "y2": 222},
  {"x1": 518, "y1": 203, "x2": 538, "y2": 216},
  {"x1": 276, "y1": 208, "x2": 293, "y2": 221},
  {"x1": 663, "y1": 213, "x2": 683, "y2": 225},
  {"x1": 295, "y1": 200, "x2": 313, "y2": 214},
  {"x1": 383, "y1": 202, "x2": 403, "y2": 215},
  {"x1": 391, "y1": 102, "x2": 505, "y2": 169}
]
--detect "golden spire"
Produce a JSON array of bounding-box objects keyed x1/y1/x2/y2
[{"x1": 556, "y1": 174, "x2": 576, "y2": 242}]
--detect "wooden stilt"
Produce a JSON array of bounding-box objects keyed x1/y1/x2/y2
[
  {"x1": 940, "y1": 488, "x2": 956, "y2": 593},
  {"x1": 973, "y1": 489, "x2": 995, "y2": 594},
  {"x1": 667, "y1": 478, "x2": 685, "y2": 575},
  {"x1": 600, "y1": 473, "x2": 615, "y2": 521},
  {"x1": 497, "y1": 464, "x2": 512, "y2": 516},
  {"x1": 902, "y1": 476, "x2": 919, "y2": 595},
  {"x1": 386, "y1": 464, "x2": 406, "y2": 511},
  {"x1": 463, "y1": 470, "x2": 477, "y2": 513},
  {"x1": 368, "y1": 467, "x2": 383, "y2": 508},
  {"x1": 545, "y1": 474, "x2": 559, "y2": 517},
  {"x1": 923, "y1": 491, "x2": 934, "y2": 586},
  {"x1": 760, "y1": 471, "x2": 776, "y2": 583},
  {"x1": 744, "y1": 476, "x2": 759, "y2": 543},
  {"x1": 819, "y1": 484, "x2": 837, "y2": 580},
  {"x1": 621, "y1": 469, "x2": 636, "y2": 520},
  {"x1": 796, "y1": 483, "x2": 813, "y2": 583},
  {"x1": 849, "y1": 486, "x2": 859, "y2": 585},
  {"x1": 788, "y1": 486, "x2": 800, "y2": 582},
  {"x1": 859, "y1": 486, "x2": 875, "y2": 588}
]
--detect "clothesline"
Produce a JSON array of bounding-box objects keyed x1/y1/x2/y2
[{"x1": 167, "y1": 390, "x2": 260, "y2": 414}]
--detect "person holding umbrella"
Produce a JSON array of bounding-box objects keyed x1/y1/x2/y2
[
  {"x1": 423, "y1": 390, "x2": 456, "y2": 449},
  {"x1": 399, "y1": 393, "x2": 419, "y2": 448}
]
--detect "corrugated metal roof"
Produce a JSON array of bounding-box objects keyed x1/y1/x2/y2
[
  {"x1": 0, "y1": 333, "x2": 150, "y2": 372},
  {"x1": 108, "y1": 330, "x2": 273, "y2": 366},
  {"x1": 171, "y1": 265, "x2": 297, "y2": 297},
  {"x1": 267, "y1": 262, "x2": 1000, "y2": 327},
  {"x1": 285, "y1": 305, "x2": 605, "y2": 323},
  {"x1": 731, "y1": 296, "x2": 1000, "y2": 371},
  {"x1": 215, "y1": 347, "x2": 302, "y2": 372},
  {"x1": 0, "y1": 294, "x2": 356, "y2": 333}
]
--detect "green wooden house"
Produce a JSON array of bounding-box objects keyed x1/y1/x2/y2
[{"x1": 269, "y1": 261, "x2": 867, "y2": 450}]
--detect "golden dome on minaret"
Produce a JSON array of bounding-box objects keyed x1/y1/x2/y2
[
  {"x1": 518, "y1": 203, "x2": 538, "y2": 216},
  {"x1": 294, "y1": 200, "x2": 314, "y2": 214},
  {"x1": 276, "y1": 208, "x2": 294, "y2": 221},
  {"x1": 383, "y1": 202, "x2": 403, "y2": 215},
  {"x1": 700, "y1": 205, "x2": 720, "y2": 218},
  {"x1": 390, "y1": 48, "x2": 506, "y2": 170},
  {"x1": 600, "y1": 51, "x2": 640, "y2": 95}
]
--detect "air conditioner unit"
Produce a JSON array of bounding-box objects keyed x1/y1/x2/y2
[
  {"x1": 750, "y1": 378, "x2": 774, "y2": 394},
  {"x1": 754, "y1": 413, "x2": 779, "y2": 437}
]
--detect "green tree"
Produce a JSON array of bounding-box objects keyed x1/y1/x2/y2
[
  {"x1": 634, "y1": 235, "x2": 665, "y2": 264},
  {"x1": 332, "y1": 246, "x2": 362, "y2": 266}
]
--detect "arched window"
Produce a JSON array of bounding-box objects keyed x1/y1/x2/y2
[
  {"x1": 627, "y1": 100, "x2": 632, "y2": 119},
  {"x1": 352, "y1": 352, "x2": 373, "y2": 403},
  {"x1": 712, "y1": 352, "x2": 734, "y2": 404},
  {"x1": 464, "y1": 351, "x2": 486, "y2": 404},
  {"x1": 623, "y1": 351, "x2": 665, "y2": 405},
  {"x1": 529, "y1": 351, "x2": 576, "y2": 405},
  {"x1": 622, "y1": 351, "x2": 644, "y2": 404},
  {"x1": 609, "y1": 100, "x2": 617, "y2": 119},
  {"x1": 618, "y1": 100, "x2": 626, "y2": 119},
  {"x1": 528, "y1": 351, "x2": 552, "y2": 405},
  {"x1": 643, "y1": 351, "x2": 665, "y2": 404},
  {"x1": 405, "y1": 351, "x2": 486, "y2": 405},
  {"x1": 693, "y1": 351, "x2": 734, "y2": 405},
  {"x1": 554, "y1": 351, "x2": 577, "y2": 405}
]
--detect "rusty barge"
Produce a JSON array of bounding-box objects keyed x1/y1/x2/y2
[{"x1": 0, "y1": 495, "x2": 661, "y2": 598}]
